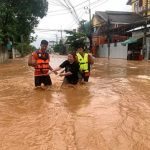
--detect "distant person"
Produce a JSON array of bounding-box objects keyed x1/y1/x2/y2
[
  {"x1": 6, "y1": 38, "x2": 12, "y2": 50},
  {"x1": 52, "y1": 52, "x2": 79, "y2": 85},
  {"x1": 6, "y1": 38, "x2": 13, "y2": 58},
  {"x1": 127, "y1": 49, "x2": 132, "y2": 60},
  {"x1": 28, "y1": 40, "x2": 56, "y2": 89},
  {"x1": 76, "y1": 44, "x2": 94, "y2": 83},
  {"x1": 140, "y1": 47, "x2": 144, "y2": 60}
]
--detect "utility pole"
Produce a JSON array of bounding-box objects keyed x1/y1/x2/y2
[
  {"x1": 88, "y1": 0, "x2": 92, "y2": 52},
  {"x1": 143, "y1": 0, "x2": 148, "y2": 59},
  {"x1": 20, "y1": 35, "x2": 24, "y2": 57},
  {"x1": 89, "y1": 0, "x2": 92, "y2": 23},
  {"x1": 60, "y1": 30, "x2": 62, "y2": 40},
  {"x1": 83, "y1": 0, "x2": 92, "y2": 51},
  {"x1": 60, "y1": 26, "x2": 62, "y2": 40},
  {"x1": 55, "y1": 34, "x2": 58, "y2": 44},
  {"x1": 107, "y1": 17, "x2": 111, "y2": 59},
  {"x1": 60, "y1": 26, "x2": 63, "y2": 54}
]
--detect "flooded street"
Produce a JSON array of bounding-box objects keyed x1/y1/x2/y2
[{"x1": 0, "y1": 55, "x2": 150, "y2": 150}]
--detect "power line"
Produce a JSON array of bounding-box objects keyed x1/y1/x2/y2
[
  {"x1": 35, "y1": 28, "x2": 73, "y2": 32},
  {"x1": 49, "y1": 0, "x2": 80, "y2": 24},
  {"x1": 66, "y1": 10, "x2": 85, "y2": 28},
  {"x1": 39, "y1": 0, "x2": 110, "y2": 31},
  {"x1": 48, "y1": 1, "x2": 64, "y2": 7},
  {"x1": 67, "y1": 0, "x2": 80, "y2": 23},
  {"x1": 46, "y1": 11, "x2": 69, "y2": 16},
  {"x1": 47, "y1": 8, "x2": 68, "y2": 13},
  {"x1": 74, "y1": 0, "x2": 90, "y2": 8},
  {"x1": 47, "y1": 0, "x2": 108, "y2": 19},
  {"x1": 47, "y1": 0, "x2": 90, "y2": 23},
  {"x1": 74, "y1": 0, "x2": 107, "y2": 10},
  {"x1": 91, "y1": 0, "x2": 109, "y2": 9}
]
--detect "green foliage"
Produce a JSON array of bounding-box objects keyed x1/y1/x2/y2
[
  {"x1": 15, "y1": 43, "x2": 36, "y2": 57},
  {"x1": 0, "y1": 0, "x2": 48, "y2": 43},
  {"x1": 53, "y1": 39, "x2": 66, "y2": 54},
  {"x1": 53, "y1": 44, "x2": 61, "y2": 53},
  {"x1": 78, "y1": 21, "x2": 90, "y2": 35},
  {"x1": 0, "y1": 32, "x2": 4, "y2": 44},
  {"x1": 65, "y1": 31, "x2": 87, "y2": 50},
  {"x1": 83, "y1": 22, "x2": 91, "y2": 35}
]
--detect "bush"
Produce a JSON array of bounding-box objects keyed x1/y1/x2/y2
[{"x1": 15, "y1": 43, "x2": 36, "y2": 57}]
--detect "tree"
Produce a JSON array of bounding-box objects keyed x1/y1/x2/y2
[
  {"x1": 65, "y1": 30, "x2": 87, "y2": 51},
  {"x1": 53, "y1": 40, "x2": 66, "y2": 55},
  {"x1": 78, "y1": 20, "x2": 93, "y2": 51},
  {"x1": 0, "y1": 0, "x2": 48, "y2": 43}
]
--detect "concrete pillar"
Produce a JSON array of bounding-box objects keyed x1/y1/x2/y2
[
  {"x1": 145, "y1": 37, "x2": 150, "y2": 60},
  {"x1": 12, "y1": 48, "x2": 15, "y2": 59}
]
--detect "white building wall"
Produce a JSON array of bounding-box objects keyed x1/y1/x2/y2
[
  {"x1": 97, "y1": 44, "x2": 108, "y2": 57},
  {"x1": 97, "y1": 42, "x2": 128, "y2": 59}
]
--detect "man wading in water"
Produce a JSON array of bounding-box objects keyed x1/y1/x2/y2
[
  {"x1": 76, "y1": 44, "x2": 94, "y2": 83},
  {"x1": 28, "y1": 40, "x2": 56, "y2": 90}
]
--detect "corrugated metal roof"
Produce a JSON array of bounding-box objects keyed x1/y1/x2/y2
[{"x1": 95, "y1": 11, "x2": 144, "y2": 24}]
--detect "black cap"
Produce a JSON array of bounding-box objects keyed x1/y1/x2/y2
[{"x1": 41, "y1": 40, "x2": 48, "y2": 45}]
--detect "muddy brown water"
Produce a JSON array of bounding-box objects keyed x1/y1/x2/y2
[{"x1": 0, "y1": 54, "x2": 150, "y2": 150}]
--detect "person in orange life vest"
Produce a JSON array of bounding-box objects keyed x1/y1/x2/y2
[
  {"x1": 76, "y1": 44, "x2": 94, "y2": 83},
  {"x1": 52, "y1": 52, "x2": 79, "y2": 85},
  {"x1": 28, "y1": 40, "x2": 56, "y2": 89}
]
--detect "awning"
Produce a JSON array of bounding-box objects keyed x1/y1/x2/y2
[{"x1": 121, "y1": 37, "x2": 138, "y2": 46}]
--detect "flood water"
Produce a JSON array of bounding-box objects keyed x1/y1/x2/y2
[{"x1": 0, "y1": 54, "x2": 150, "y2": 150}]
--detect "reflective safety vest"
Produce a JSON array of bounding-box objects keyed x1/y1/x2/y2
[
  {"x1": 34, "y1": 50, "x2": 50, "y2": 76},
  {"x1": 76, "y1": 53, "x2": 89, "y2": 72}
]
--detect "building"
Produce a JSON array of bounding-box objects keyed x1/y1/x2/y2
[
  {"x1": 126, "y1": 0, "x2": 150, "y2": 16},
  {"x1": 92, "y1": 11, "x2": 144, "y2": 59},
  {"x1": 126, "y1": 0, "x2": 150, "y2": 60}
]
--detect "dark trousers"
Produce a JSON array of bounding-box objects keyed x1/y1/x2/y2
[
  {"x1": 34, "y1": 75, "x2": 52, "y2": 87},
  {"x1": 78, "y1": 72, "x2": 89, "y2": 82}
]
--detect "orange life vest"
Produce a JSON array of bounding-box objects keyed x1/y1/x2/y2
[{"x1": 33, "y1": 50, "x2": 50, "y2": 76}]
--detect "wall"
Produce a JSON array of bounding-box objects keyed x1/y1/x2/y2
[
  {"x1": 92, "y1": 36, "x2": 106, "y2": 46},
  {"x1": 0, "y1": 45, "x2": 8, "y2": 63},
  {"x1": 97, "y1": 42, "x2": 128, "y2": 59}
]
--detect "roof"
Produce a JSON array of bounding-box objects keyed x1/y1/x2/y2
[
  {"x1": 95, "y1": 11, "x2": 144, "y2": 24},
  {"x1": 121, "y1": 37, "x2": 138, "y2": 46},
  {"x1": 126, "y1": 0, "x2": 132, "y2": 5}
]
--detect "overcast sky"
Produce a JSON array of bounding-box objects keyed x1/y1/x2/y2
[{"x1": 32, "y1": 0, "x2": 131, "y2": 48}]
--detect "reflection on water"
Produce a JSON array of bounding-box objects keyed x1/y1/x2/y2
[
  {"x1": 0, "y1": 56, "x2": 150, "y2": 149},
  {"x1": 60, "y1": 85, "x2": 90, "y2": 113},
  {"x1": 137, "y1": 75, "x2": 150, "y2": 80}
]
